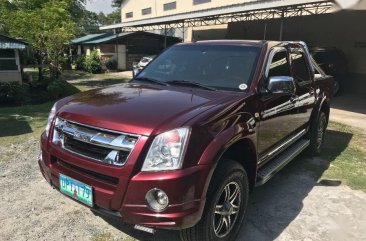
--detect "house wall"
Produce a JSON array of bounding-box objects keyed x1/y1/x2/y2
[
  {"x1": 0, "y1": 72, "x2": 22, "y2": 83},
  {"x1": 117, "y1": 45, "x2": 127, "y2": 70},
  {"x1": 186, "y1": 24, "x2": 227, "y2": 42},
  {"x1": 121, "y1": 0, "x2": 255, "y2": 23}
]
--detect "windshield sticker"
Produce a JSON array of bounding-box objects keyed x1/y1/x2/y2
[{"x1": 239, "y1": 84, "x2": 248, "y2": 90}]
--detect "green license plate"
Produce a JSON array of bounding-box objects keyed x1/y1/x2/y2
[{"x1": 59, "y1": 174, "x2": 93, "y2": 207}]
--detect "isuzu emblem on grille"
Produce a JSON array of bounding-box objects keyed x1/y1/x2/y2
[{"x1": 74, "y1": 131, "x2": 92, "y2": 142}]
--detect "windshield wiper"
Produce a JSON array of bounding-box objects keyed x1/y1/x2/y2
[
  {"x1": 166, "y1": 80, "x2": 217, "y2": 91},
  {"x1": 134, "y1": 77, "x2": 168, "y2": 86}
]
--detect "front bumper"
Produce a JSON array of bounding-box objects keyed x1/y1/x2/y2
[{"x1": 38, "y1": 133, "x2": 211, "y2": 230}]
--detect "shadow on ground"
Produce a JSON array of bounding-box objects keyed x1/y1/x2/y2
[
  {"x1": 93, "y1": 129, "x2": 352, "y2": 241},
  {"x1": 0, "y1": 116, "x2": 33, "y2": 137}
]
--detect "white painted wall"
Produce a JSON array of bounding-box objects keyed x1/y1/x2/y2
[
  {"x1": 121, "y1": 0, "x2": 256, "y2": 23},
  {"x1": 117, "y1": 45, "x2": 127, "y2": 70}
]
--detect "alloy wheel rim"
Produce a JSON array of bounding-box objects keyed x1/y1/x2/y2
[{"x1": 213, "y1": 181, "x2": 241, "y2": 238}]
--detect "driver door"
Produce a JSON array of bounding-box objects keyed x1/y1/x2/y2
[{"x1": 258, "y1": 48, "x2": 299, "y2": 161}]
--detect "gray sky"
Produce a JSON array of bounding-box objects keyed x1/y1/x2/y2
[{"x1": 85, "y1": 0, "x2": 115, "y2": 14}]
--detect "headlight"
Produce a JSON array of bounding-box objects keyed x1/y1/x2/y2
[
  {"x1": 142, "y1": 128, "x2": 190, "y2": 171},
  {"x1": 45, "y1": 104, "x2": 57, "y2": 137}
]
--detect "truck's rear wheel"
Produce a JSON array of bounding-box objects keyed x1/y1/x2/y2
[
  {"x1": 180, "y1": 160, "x2": 249, "y2": 241},
  {"x1": 307, "y1": 111, "x2": 328, "y2": 155}
]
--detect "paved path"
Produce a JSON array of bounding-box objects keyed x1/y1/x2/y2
[{"x1": 330, "y1": 94, "x2": 366, "y2": 131}]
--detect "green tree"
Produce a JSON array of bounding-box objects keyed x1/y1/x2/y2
[
  {"x1": 98, "y1": 9, "x2": 121, "y2": 25},
  {"x1": 112, "y1": 0, "x2": 123, "y2": 8},
  {"x1": 1, "y1": 0, "x2": 77, "y2": 80}
]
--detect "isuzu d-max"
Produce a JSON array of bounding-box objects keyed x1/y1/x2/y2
[{"x1": 39, "y1": 40, "x2": 333, "y2": 241}]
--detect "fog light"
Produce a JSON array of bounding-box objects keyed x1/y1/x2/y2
[{"x1": 145, "y1": 189, "x2": 169, "y2": 212}]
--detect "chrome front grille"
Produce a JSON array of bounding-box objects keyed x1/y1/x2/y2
[{"x1": 52, "y1": 118, "x2": 139, "y2": 166}]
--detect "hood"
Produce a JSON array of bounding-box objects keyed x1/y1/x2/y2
[{"x1": 57, "y1": 83, "x2": 239, "y2": 136}]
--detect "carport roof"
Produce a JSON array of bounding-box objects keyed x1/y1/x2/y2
[
  {"x1": 71, "y1": 33, "x2": 114, "y2": 45},
  {"x1": 0, "y1": 34, "x2": 27, "y2": 49},
  {"x1": 101, "y1": 0, "x2": 335, "y2": 32},
  {"x1": 71, "y1": 31, "x2": 181, "y2": 45}
]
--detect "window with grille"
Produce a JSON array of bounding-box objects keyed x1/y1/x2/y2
[{"x1": 0, "y1": 49, "x2": 18, "y2": 71}]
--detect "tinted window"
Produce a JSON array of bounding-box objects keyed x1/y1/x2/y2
[
  {"x1": 268, "y1": 51, "x2": 291, "y2": 78},
  {"x1": 137, "y1": 45, "x2": 261, "y2": 91},
  {"x1": 164, "y1": 2, "x2": 176, "y2": 11},
  {"x1": 291, "y1": 52, "x2": 310, "y2": 82}
]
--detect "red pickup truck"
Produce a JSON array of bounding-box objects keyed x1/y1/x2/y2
[{"x1": 39, "y1": 40, "x2": 333, "y2": 241}]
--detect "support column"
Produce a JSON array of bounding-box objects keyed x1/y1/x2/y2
[
  {"x1": 279, "y1": 10, "x2": 285, "y2": 41},
  {"x1": 164, "y1": 24, "x2": 167, "y2": 49},
  {"x1": 263, "y1": 22, "x2": 267, "y2": 40}
]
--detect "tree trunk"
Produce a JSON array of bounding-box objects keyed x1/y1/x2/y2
[{"x1": 36, "y1": 52, "x2": 44, "y2": 82}]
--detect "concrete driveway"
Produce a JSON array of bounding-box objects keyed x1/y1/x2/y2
[{"x1": 330, "y1": 93, "x2": 366, "y2": 131}]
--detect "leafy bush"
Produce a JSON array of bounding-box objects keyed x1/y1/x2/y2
[
  {"x1": 73, "y1": 55, "x2": 85, "y2": 71},
  {"x1": 46, "y1": 80, "x2": 79, "y2": 100},
  {"x1": 84, "y1": 50, "x2": 103, "y2": 74},
  {"x1": 104, "y1": 58, "x2": 118, "y2": 70},
  {"x1": 0, "y1": 82, "x2": 25, "y2": 105}
]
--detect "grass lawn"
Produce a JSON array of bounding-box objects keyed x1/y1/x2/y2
[
  {"x1": 321, "y1": 122, "x2": 366, "y2": 192},
  {"x1": 0, "y1": 70, "x2": 129, "y2": 146}
]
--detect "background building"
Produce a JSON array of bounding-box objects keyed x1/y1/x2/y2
[
  {"x1": 102, "y1": 0, "x2": 366, "y2": 93},
  {"x1": 71, "y1": 31, "x2": 180, "y2": 70},
  {"x1": 0, "y1": 34, "x2": 27, "y2": 83}
]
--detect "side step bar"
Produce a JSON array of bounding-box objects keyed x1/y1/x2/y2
[{"x1": 256, "y1": 139, "x2": 310, "y2": 186}]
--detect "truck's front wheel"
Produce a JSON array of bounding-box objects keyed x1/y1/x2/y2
[{"x1": 180, "y1": 160, "x2": 249, "y2": 241}]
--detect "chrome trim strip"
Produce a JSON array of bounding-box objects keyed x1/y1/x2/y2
[
  {"x1": 55, "y1": 119, "x2": 139, "y2": 152},
  {"x1": 66, "y1": 119, "x2": 140, "y2": 137}
]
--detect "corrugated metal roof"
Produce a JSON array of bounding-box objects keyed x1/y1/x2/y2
[
  {"x1": 71, "y1": 31, "x2": 181, "y2": 45},
  {"x1": 83, "y1": 32, "x2": 132, "y2": 44},
  {"x1": 101, "y1": 0, "x2": 332, "y2": 30},
  {"x1": 71, "y1": 33, "x2": 114, "y2": 44},
  {"x1": 0, "y1": 35, "x2": 27, "y2": 49}
]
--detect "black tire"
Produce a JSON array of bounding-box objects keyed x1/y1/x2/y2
[
  {"x1": 307, "y1": 111, "x2": 328, "y2": 155},
  {"x1": 180, "y1": 160, "x2": 249, "y2": 241},
  {"x1": 333, "y1": 80, "x2": 340, "y2": 96}
]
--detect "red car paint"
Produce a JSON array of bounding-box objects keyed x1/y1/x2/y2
[{"x1": 38, "y1": 40, "x2": 334, "y2": 230}]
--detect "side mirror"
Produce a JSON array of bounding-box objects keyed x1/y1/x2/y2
[{"x1": 268, "y1": 76, "x2": 296, "y2": 95}]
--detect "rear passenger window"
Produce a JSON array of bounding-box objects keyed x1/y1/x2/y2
[
  {"x1": 291, "y1": 52, "x2": 310, "y2": 82},
  {"x1": 268, "y1": 51, "x2": 291, "y2": 78}
]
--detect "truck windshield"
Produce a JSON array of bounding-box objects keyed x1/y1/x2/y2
[{"x1": 136, "y1": 44, "x2": 261, "y2": 92}]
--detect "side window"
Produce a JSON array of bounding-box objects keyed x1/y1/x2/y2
[
  {"x1": 290, "y1": 52, "x2": 311, "y2": 82},
  {"x1": 268, "y1": 51, "x2": 291, "y2": 78}
]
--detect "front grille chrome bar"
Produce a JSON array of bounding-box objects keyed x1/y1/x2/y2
[{"x1": 52, "y1": 118, "x2": 140, "y2": 166}]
